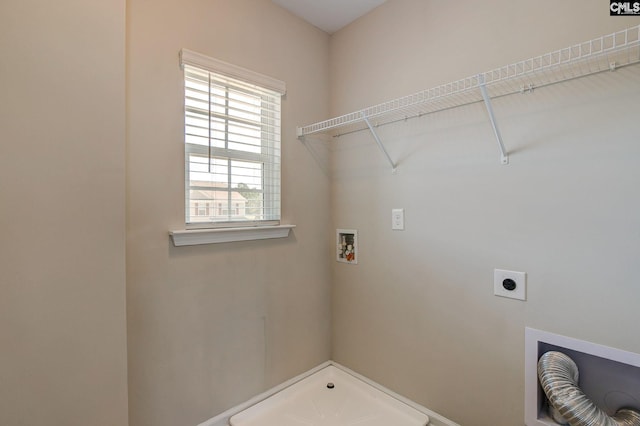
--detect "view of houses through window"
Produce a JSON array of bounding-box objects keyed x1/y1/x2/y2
[
  {"x1": 186, "y1": 154, "x2": 266, "y2": 224},
  {"x1": 188, "y1": 180, "x2": 264, "y2": 223}
]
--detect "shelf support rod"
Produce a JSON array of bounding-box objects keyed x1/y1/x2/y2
[
  {"x1": 478, "y1": 74, "x2": 509, "y2": 165},
  {"x1": 362, "y1": 114, "x2": 397, "y2": 172}
]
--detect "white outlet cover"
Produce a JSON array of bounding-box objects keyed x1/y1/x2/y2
[
  {"x1": 494, "y1": 269, "x2": 526, "y2": 301},
  {"x1": 392, "y1": 208, "x2": 404, "y2": 230}
]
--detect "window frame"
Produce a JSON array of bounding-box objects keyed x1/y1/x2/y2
[{"x1": 180, "y1": 49, "x2": 285, "y2": 229}]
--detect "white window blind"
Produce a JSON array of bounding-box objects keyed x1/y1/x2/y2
[{"x1": 180, "y1": 50, "x2": 284, "y2": 227}]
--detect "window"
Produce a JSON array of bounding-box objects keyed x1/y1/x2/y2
[{"x1": 180, "y1": 49, "x2": 285, "y2": 228}]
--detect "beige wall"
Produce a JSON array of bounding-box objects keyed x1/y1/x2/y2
[
  {"x1": 3, "y1": 1, "x2": 638, "y2": 425},
  {"x1": 0, "y1": 0, "x2": 128, "y2": 425},
  {"x1": 330, "y1": 1, "x2": 640, "y2": 425},
  {"x1": 126, "y1": 1, "x2": 331, "y2": 425}
]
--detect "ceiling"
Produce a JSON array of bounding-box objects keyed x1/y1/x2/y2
[{"x1": 271, "y1": 0, "x2": 387, "y2": 34}]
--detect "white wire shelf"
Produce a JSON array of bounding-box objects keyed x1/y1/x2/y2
[{"x1": 296, "y1": 25, "x2": 640, "y2": 166}]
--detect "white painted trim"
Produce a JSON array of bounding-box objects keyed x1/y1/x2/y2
[
  {"x1": 180, "y1": 49, "x2": 286, "y2": 95},
  {"x1": 170, "y1": 225, "x2": 295, "y2": 246},
  {"x1": 196, "y1": 360, "x2": 459, "y2": 426}
]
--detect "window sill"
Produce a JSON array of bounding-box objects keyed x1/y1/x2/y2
[{"x1": 170, "y1": 224, "x2": 296, "y2": 246}]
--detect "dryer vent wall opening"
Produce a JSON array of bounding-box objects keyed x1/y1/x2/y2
[
  {"x1": 538, "y1": 351, "x2": 640, "y2": 426},
  {"x1": 525, "y1": 328, "x2": 640, "y2": 426}
]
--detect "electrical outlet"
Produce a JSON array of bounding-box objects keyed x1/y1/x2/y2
[
  {"x1": 494, "y1": 269, "x2": 526, "y2": 300},
  {"x1": 392, "y1": 209, "x2": 404, "y2": 230}
]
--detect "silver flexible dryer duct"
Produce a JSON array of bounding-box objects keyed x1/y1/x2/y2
[{"x1": 537, "y1": 351, "x2": 640, "y2": 426}]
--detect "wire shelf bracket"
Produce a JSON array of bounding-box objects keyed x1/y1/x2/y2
[
  {"x1": 362, "y1": 113, "x2": 397, "y2": 172},
  {"x1": 296, "y1": 25, "x2": 640, "y2": 168},
  {"x1": 478, "y1": 74, "x2": 509, "y2": 165}
]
